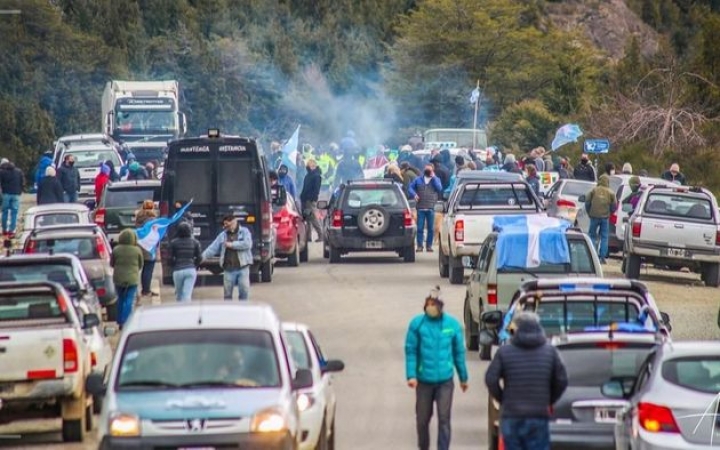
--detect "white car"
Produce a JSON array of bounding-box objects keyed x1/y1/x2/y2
[
  {"x1": 15, "y1": 203, "x2": 92, "y2": 252},
  {"x1": 56, "y1": 143, "x2": 124, "y2": 201},
  {"x1": 283, "y1": 322, "x2": 345, "y2": 450}
]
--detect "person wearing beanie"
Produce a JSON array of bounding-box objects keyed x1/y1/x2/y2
[
  {"x1": 622, "y1": 162, "x2": 633, "y2": 174},
  {"x1": 37, "y1": 166, "x2": 64, "y2": 205},
  {"x1": 485, "y1": 312, "x2": 568, "y2": 450},
  {"x1": 405, "y1": 286, "x2": 468, "y2": 450},
  {"x1": 94, "y1": 163, "x2": 111, "y2": 204},
  {"x1": 135, "y1": 199, "x2": 159, "y2": 297},
  {"x1": 34, "y1": 150, "x2": 54, "y2": 191},
  {"x1": 502, "y1": 153, "x2": 521, "y2": 173},
  {"x1": 625, "y1": 175, "x2": 643, "y2": 214}
]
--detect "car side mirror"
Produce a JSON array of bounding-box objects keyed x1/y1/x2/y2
[
  {"x1": 481, "y1": 310, "x2": 503, "y2": 328},
  {"x1": 479, "y1": 329, "x2": 497, "y2": 346},
  {"x1": 84, "y1": 199, "x2": 96, "y2": 210},
  {"x1": 601, "y1": 378, "x2": 633, "y2": 399},
  {"x1": 316, "y1": 200, "x2": 329, "y2": 210},
  {"x1": 292, "y1": 368, "x2": 314, "y2": 390},
  {"x1": 660, "y1": 311, "x2": 671, "y2": 327},
  {"x1": 82, "y1": 313, "x2": 100, "y2": 330},
  {"x1": 85, "y1": 372, "x2": 106, "y2": 396},
  {"x1": 321, "y1": 359, "x2": 345, "y2": 374},
  {"x1": 578, "y1": 194, "x2": 586, "y2": 203},
  {"x1": 462, "y1": 256, "x2": 476, "y2": 269}
]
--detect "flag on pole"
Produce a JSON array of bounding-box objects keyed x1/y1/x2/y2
[
  {"x1": 281, "y1": 125, "x2": 301, "y2": 174},
  {"x1": 469, "y1": 87, "x2": 480, "y2": 105},
  {"x1": 136, "y1": 200, "x2": 194, "y2": 259},
  {"x1": 551, "y1": 124, "x2": 583, "y2": 151}
]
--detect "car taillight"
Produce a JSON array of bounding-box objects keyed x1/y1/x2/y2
[
  {"x1": 261, "y1": 202, "x2": 271, "y2": 239},
  {"x1": 610, "y1": 212, "x2": 617, "y2": 225},
  {"x1": 96, "y1": 287, "x2": 107, "y2": 297},
  {"x1": 159, "y1": 201, "x2": 168, "y2": 217},
  {"x1": 404, "y1": 209, "x2": 413, "y2": 227},
  {"x1": 487, "y1": 284, "x2": 497, "y2": 305},
  {"x1": 94, "y1": 208, "x2": 106, "y2": 226},
  {"x1": 638, "y1": 402, "x2": 680, "y2": 433},
  {"x1": 24, "y1": 239, "x2": 35, "y2": 253},
  {"x1": 556, "y1": 199, "x2": 576, "y2": 208},
  {"x1": 91, "y1": 352, "x2": 97, "y2": 367},
  {"x1": 63, "y1": 339, "x2": 78, "y2": 373},
  {"x1": 56, "y1": 294, "x2": 68, "y2": 313},
  {"x1": 96, "y1": 235, "x2": 109, "y2": 259},
  {"x1": 632, "y1": 220, "x2": 642, "y2": 237},
  {"x1": 455, "y1": 220, "x2": 464, "y2": 241},
  {"x1": 331, "y1": 210, "x2": 343, "y2": 228},
  {"x1": 716, "y1": 229, "x2": 720, "y2": 246},
  {"x1": 596, "y1": 342, "x2": 626, "y2": 350}
]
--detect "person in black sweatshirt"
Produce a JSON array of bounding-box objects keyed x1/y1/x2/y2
[
  {"x1": 169, "y1": 222, "x2": 202, "y2": 301},
  {"x1": 485, "y1": 312, "x2": 568, "y2": 450}
]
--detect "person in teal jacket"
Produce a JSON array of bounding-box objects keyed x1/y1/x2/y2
[{"x1": 405, "y1": 286, "x2": 468, "y2": 450}]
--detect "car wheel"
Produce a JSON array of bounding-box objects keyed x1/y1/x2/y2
[
  {"x1": 704, "y1": 263, "x2": 720, "y2": 287},
  {"x1": 403, "y1": 244, "x2": 415, "y2": 263},
  {"x1": 260, "y1": 260, "x2": 273, "y2": 282},
  {"x1": 85, "y1": 403, "x2": 94, "y2": 431},
  {"x1": 464, "y1": 297, "x2": 479, "y2": 351},
  {"x1": 322, "y1": 242, "x2": 329, "y2": 259},
  {"x1": 438, "y1": 249, "x2": 449, "y2": 278},
  {"x1": 314, "y1": 417, "x2": 328, "y2": 450},
  {"x1": 357, "y1": 205, "x2": 390, "y2": 237},
  {"x1": 625, "y1": 254, "x2": 641, "y2": 279},
  {"x1": 299, "y1": 242, "x2": 309, "y2": 263},
  {"x1": 287, "y1": 242, "x2": 300, "y2": 267},
  {"x1": 449, "y1": 256, "x2": 464, "y2": 285},
  {"x1": 329, "y1": 245, "x2": 341, "y2": 263},
  {"x1": 61, "y1": 395, "x2": 87, "y2": 443}
]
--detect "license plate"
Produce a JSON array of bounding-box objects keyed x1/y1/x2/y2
[
  {"x1": 365, "y1": 241, "x2": 383, "y2": 249},
  {"x1": 594, "y1": 407, "x2": 617, "y2": 423},
  {"x1": 664, "y1": 248, "x2": 688, "y2": 258},
  {"x1": 193, "y1": 227, "x2": 201, "y2": 237}
]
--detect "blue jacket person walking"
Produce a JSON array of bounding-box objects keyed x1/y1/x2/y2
[
  {"x1": 202, "y1": 216, "x2": 253, "y2": 300},
  {"x1": 405, "y1": 286, "x2": 468, "y2": 450},
  {"x1": 407, "y1": 165, "x2": 443, "y2": 252}
]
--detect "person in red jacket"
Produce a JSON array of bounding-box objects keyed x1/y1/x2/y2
[{"x1": 95, "y1": 163, "x2": 111, "y2": 204}]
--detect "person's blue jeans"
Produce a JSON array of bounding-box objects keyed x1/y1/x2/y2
[
  {"x1": 501, "y1": 417, "x2": 550, "y2": 450},
  {"x1": 588, "y1": 217, "x2": 609, "y2": 259},
  {"x1": 223, "y1": 267, "x2": 250, "y2": 300},
  {"x1": 173, "y1": 267, "x2": 197, "y2": 301},
  {"x1": 115, "y1": 284, "x2": 137, "y2": 327},
  {"x1": 64, "y1": 191, "x2": 78, "y2": 203},
  {"x1": 416, "y1": 209, "x2": 435, "y2": 248},
  {"x1": 415, "y1": 379, "x2": 454, "y2": 450},
  {"x1": 1, "y1": 194, "x2": 19, "y2": 233}
]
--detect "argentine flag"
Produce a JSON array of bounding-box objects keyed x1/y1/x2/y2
[
  {"x1": 281, "y1": 125, "x2": 300, "y2": 173},
  {"x1": 493, "y1": 215, "x2": 571, "y2": 269},
  {"x1": 136, "y1": 200, "x2": 194, "y2": 259}
]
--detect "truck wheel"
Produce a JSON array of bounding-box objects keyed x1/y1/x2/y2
[
  {"x1": 261, "y1": 260, "x2": 273, "y2": 282},
  {"x1": 61, "y1": 394, "x2": 87, "y2": 442},
  {"x1": 287, "y1": 242, "x2": 300, "y2": 267},
  {"x1": 438, "y1": 250, "x2": 449, "y2": 278},
  {"x1": 480, "y1": 344, "x2": 492, "y2": 361},
  {"x1": 329, "y1": 245, "x2": 341, "y2": 264},
  {"x1": 625, "y1": 254, "x2": 641, "y2": 279},
  {"x1": 62, "y1": 418, "x2": 84, "y2": 442},
  {"x1": 464, "y1": 297, "x2": 479, "y2": 351},
  {"x1": 449, "y1": 257, "x2": 464, "y2": 285},
  {"x1": 300, "y1": 242, "x2": 309, "y2": 263},
  {"x1": 704, "y1": 263, "x2": 720, "y2": 287},
  {"x1": 403, "y1": 245, "x2": 415, "y2": 263}
]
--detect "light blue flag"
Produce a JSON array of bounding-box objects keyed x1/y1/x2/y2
[
  {"x1": 469, "y1": 87, "x2": 480, "y2": 104},
  {"x1": 551, "y1": 123, "x2": 583, "y2": 151},
  {"x1": 492, "y1": 215, "x2": 571, "y2": 269},
  {"x1": 136, "y1": 200, "x2": 194, "y2": 259},
  {"x1": 281, "y1": 125, "x2": 300, "y2": 174}
]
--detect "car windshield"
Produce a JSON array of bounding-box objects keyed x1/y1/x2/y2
[
  {"x1": 116, "y1": 329, "x2": 281, "y2": 390},
  {"x1": 561, "y1": 182, "x2": 594, "y2": 198},
  {"x1": 31, "y1": 238, "x2": 98, "y2": 259},
  {"x1": 344, "y1": 188, "x2": 403, "y2": 209},
  {"x1": 285, "y1": 330, "x2": 311, "y2": 370},
  {"x1": 662, "y1": 356, "x2": 720, "y2": 394},
  {"x1": 68, "y1": 150, "x2": 121, "y2": 168},
  {"x1": 644, "y1": 193, "x2": 713, "y2": 220},
  {"x1": 456, "y1": 184, "x2": 535, "y2": 210},
  {"x1": 0, "y1": 293, "x2": 66, "y2": 322},
  {"x1": 498, "y1": 239, "x2": 595, "y2": 274},
  {"x1": 0, "y1": 264, "x2": 78, "y2": 291},
  {"x1": 104, "y1": 189, "x2": 156, "y2": 208},
  {"x1": 34, "y1": 213, "x2": 81, "y2": 228},
  {"x1": 559, "y1": 345, "x2": 653, "y2": 387},
  {"x1": 531, "y1": 300, "x2": 642, "y2": 336}
]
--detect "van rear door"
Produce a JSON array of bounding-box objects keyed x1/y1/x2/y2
[{"x1": 167, "y1": 154, "x2": 216, "y2": 246}]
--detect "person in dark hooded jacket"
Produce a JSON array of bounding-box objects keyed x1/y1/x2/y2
[
  {"x1": 0, "y1": 158, "x2": 24, "y2": 235},
  {"x1": 485, "y1": 312, "x2": 568, "y2": 450},
  {"x1": 105, "y1": 159, "x2": 120, "y2": 182},
  {"x1": 300, "y1": 160, "x2": 323, "y2": 242},
  {"x1": 429, "y1": 156, "x2": 450, "y2": 190},
  {"x1": 37, "y1": 166, "x2": 64, "y2": 205}
]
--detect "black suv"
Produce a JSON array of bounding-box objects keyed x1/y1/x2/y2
[{"x1": 318, "y1": 180, "x2": 416, "y2": 263}]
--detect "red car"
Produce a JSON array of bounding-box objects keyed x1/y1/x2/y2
[{"x1": 273, "y1": 195, "x2": 308, "y2": 266}]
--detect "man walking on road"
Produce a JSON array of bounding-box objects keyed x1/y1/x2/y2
[
  {"x1": 57, "y1": 154, "x2": 81, "y2": 203},
  {"x1": 405, "y1": 286, "x2": 468, "y2": 450},
  {"x1": 0, "y1": 158, "x2": 24, "y2": 236},
  {"x1": 408, "y1": 164, "x2": 443, "y2": 252},
  {"x1": 485, "y1": 312, "x2": 568, "y2": 450},
  {"x1": 300, "y1": 159, "x2": 323, "y2": 242},
  {"x1": 573, "y1": 153, "x2": 596, "y2": 182},
  {"x1": 584, "y1": 174, "x2": 618, "y2": 264},
  {"x1": 202, "y1": 216, "x2": 253, "y2": 300}
]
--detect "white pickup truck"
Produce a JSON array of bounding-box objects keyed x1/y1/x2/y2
[
  {"x1": 438, "y1": 171, "x2": 545, "y2": 284},
  {"x1": 623, "y1": 184, "x2": 720, "y2": 287},
  {"x1": 0, "y1": 282, "x2": 99, "y2": 442}
]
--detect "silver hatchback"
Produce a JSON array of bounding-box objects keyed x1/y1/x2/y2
[{"x1": 544, "y1": 179, "x2": 595, "y2": 223}]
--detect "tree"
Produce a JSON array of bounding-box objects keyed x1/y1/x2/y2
[{"x1": 490, "y1": 100, "x2": 560, "y2": 151}]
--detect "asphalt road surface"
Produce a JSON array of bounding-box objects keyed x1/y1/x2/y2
[{"x1": 3, "y1": 244, "x2": 719, "y2": 449}]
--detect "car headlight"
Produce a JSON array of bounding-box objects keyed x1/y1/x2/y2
[
  {"x1": 109, "y1": 412, "x2": 141, "y2": 437},
  {"x1": 251, "y1": 407, "x2": 288, "y2": 433},
  {"x1": 296, "y1": 393, "x2": 316, "y2": 412}
]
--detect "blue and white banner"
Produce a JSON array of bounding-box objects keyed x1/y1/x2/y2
[
  {"x1": 493, "y1": 215, "x2": 571, "y2": 268},
  {"x1": 469, "y1": 87, "x2": 480, "y2": 105},
  {"x1": 281, "y1": 125, "x2": 300, "y2": 173},
  {"x1": 136, "y1": 200, "x2": 194, "y2": 259}
]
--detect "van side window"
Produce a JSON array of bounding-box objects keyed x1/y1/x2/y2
[
  {"x1": 483, "y1": 240, "x2": 496, "y2": 272},
  {"x1": 476, "y1": 242, "x2": 489, "y2": 272}
]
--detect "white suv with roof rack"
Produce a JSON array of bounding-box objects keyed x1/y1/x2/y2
[{"x1": 622, "y1": 184, "x2": 720, "y2": 286}]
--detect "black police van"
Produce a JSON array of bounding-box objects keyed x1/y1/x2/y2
[{"x1": 159, "y1": 129, "x2": 275, "y2": 284}]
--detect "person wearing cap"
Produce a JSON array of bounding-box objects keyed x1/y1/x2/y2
[
  {"x1": 119, "y1": 153, "x2": 136, "y2": 179},
  {"x1": 485, "y1": 312, "x2": 568, "y2": 450},
  {"x1": 34, "y1": 150, "x2": 54, "y2": 194},
  {"x1": 37, "y1": 166, "x2": 64, "y2": 205},
  {"x1": 573, "y1": 153, "x2": 596, "y2": 182},
  {"x1": 622, "y1": 162, "x2": 633, "y2": 175},
  {"x1": 57, "y1": 154, "x2": 80, "y2": 203},
  {"x1": 661, "y1": 163, "x2": 686, "y2": 185},
  {"x1": 405, "y1": 286, "x2": 468, "y2": 450}
]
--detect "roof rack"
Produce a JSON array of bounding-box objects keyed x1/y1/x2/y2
[
  {"x1": 648, "y1": 183, "x2": 705, "y2": 193},
  {"x1": 346, "y1": 179, "x2": 394, "y2": 185}
]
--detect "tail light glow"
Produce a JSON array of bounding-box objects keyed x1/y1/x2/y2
[
  {"x1": 94, "y1": 208, "x2": 106, "y2": 226},
  {"x1": 331, "y1": 210, "x2": 343, "y2": 228},
  {"x1": 63, "y1": 339, "x2": 78, "y2": 373},
  {"x1": 638, "y1": 402, "x2": 680, "y2": 433},
  {"x1": 96, "y1": 235, "x2": 109, "y2": 260},
  {"x1": 632, "y1": 220, "x2": 642, "y2": 237},
  {"x1": 556, "y1": 199, "x2": 576, "y2": 208},
  {"x1": 24, "y1": 239, "x2": 36, "y2": 253},
  {"x1": 487, "y1": 284, "x2": 497, "y2": 305},
  {"x1": 403, "y1": 209, "x2": 413, "y2": 227},
  {"x1": 455, "y1": 220, "x2": 464, "y2": 242}
]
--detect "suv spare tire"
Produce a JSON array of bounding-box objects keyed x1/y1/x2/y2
[{"x1": 357, "y1": 205, "x2": 390, "y2": 237}]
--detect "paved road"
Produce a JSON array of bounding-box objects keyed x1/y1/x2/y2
[{"x1": 3, "y1": 244, "x2": 719, "y2": 449}]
